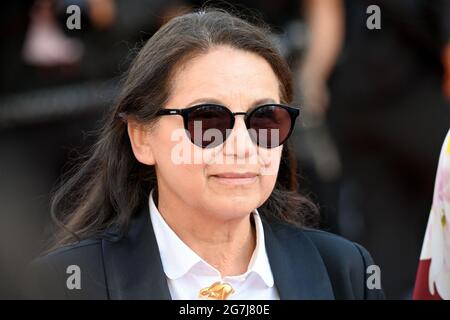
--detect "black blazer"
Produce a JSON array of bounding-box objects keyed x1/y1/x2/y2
[{"x1": 29, "y1": 204, "x2": 385, "y2": 300}]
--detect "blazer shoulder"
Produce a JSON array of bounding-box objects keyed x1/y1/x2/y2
[
  {"x1": 32, "y1": 238, "x2": 103, "y2": 274},
  {"x1": 268, "y1": 221, "x2": 384, "y2": 299},
  {"x1": 270, "y1": 221, "x2": 365, "y2": 260},
  {"x1": 28, "y1": 239, "x2": 108, "y2": 299},
  {"x1": 302, "y1": 228, "x2": 365, "y2": 260},
  {"x1": 40, "y1": 238, "x2": 102, "y2": 258},
  {"x1": 302, "y1": 227, "x2": 385, "y2": 299}
]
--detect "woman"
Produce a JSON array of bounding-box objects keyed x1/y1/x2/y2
[{"x1": 30, "y1": 9, "x2": 384, "y2": 300}]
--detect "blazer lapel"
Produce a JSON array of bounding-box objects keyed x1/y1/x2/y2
[
  {"x1": 262, "y1": 217, "x2": 335, "y2": 299},
  {"x1": 102, "y1": 204, "x2": 172, "y2": 300}
]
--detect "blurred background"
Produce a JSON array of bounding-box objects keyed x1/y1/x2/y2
[{"x1": 1, "y1": 0, "x2": 449, "y2": 299}]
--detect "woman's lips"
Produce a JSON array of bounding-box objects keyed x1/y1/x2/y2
[{"x1": 210, "y1": 172, "x2": 258, "y2": 185}]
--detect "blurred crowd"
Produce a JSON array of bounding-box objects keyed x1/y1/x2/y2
[{"x1": 0, "y1": 0, "x2": 449, "y2": 299}]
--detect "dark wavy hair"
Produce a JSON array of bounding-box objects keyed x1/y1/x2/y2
[{"x1": 48, "y1": 8, "x2": 318, "y2": 251}]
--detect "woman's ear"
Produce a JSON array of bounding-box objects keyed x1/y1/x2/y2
[{"x1": 127, "y1": 120, "x2": 156, "y2": 165}]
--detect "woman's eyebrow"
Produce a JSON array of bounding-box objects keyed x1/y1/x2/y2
[
  {"x1": 186, "y1": 97, "x2": 278, "y2": 108},
  {"x1": 187, "y1": 97, "x2": 224, "y2": 106},
  {"x1": 251, "y1": 98, "x2": 277, "y2": 107}
]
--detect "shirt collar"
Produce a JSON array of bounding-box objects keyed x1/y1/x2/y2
[{"x1": 148, "y1": 190, "x2": 274, "y2": 287}]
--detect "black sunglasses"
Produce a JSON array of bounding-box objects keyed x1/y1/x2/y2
[{"x1": 156, "y1": 103, "x2": 300, "y2": 149}]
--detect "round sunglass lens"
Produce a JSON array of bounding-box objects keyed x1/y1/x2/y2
[
  {"x1": 187, "y1": 105, "x2": 232, "y2": 148},
  {"x1": 248, "y1": 105, "x2": 292, "y2": 148}
]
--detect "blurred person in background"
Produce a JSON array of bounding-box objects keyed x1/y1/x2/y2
[{"x1": 298, "y1": 0, "x2": 450, "y2": 299}]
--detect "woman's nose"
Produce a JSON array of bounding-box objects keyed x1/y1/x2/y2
[{"x1": 223, "y1": 116, "x2": 257, "y2": 160}]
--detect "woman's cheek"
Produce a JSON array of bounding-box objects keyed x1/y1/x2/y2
[
  {"x1": 257, "y1": 146, "x2": 282, "y2": 177},
  {"x1": 260, "y1": 172, "x2": 278, "y2": 200}
]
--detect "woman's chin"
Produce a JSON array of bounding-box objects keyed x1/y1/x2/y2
[{"x1": 203, "y1": 198, "x2": 260, "y2": 220}]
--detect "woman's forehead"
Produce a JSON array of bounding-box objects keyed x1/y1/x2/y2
[{"x1": 168, "y1": 46, "x2": 280, "y2": 108}]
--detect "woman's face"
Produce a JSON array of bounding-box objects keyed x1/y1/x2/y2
[{"x1": 130, "y1": 45, "x2": 283, "y2": 221}]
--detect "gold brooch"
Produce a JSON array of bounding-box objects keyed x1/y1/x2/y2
[{"x1": 199, "y1": 281, "x2": 235, "y2": 300}]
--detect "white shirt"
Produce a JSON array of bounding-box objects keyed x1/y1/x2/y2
[{"x1": 148, "y1": 190, "x2": 279, "y2": 300}]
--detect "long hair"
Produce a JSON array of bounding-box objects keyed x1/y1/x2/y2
[{"x1": 48, "y1": 8, "x2": 318, "y2": 251}]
